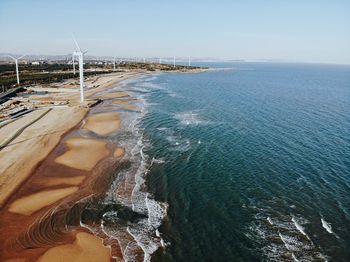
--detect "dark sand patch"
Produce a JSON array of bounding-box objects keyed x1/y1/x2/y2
[{"x1": 42, "y1": 176, "x2": 86, "y2": 187}]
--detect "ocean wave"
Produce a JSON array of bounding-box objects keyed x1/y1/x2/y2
[
  {"x1": 292, "y1": 216, "x2": 311, "y2": 241},
  {"x1": 102, "y1": 75, "x2": 167, "y2": 261},
  {"x1": 321, "y1": 217, "x2": 333, "y2": 235},
  {"x1": 247, "y1": 208, "x2": 328, "y2": 261}
]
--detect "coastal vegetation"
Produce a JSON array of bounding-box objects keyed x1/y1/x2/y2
[{"x1": 0, "y1": 62, "x2": 202, "y2": 91}]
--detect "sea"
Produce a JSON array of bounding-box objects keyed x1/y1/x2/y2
[{"x1": 115, "y1": 62, "x2": 350, "y2": 261}]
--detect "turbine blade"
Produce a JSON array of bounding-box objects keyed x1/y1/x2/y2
[
  {"x1": 18, "y1": 55, "x2": 26, "y2": 59},
  {"x1": 72, "y1": 35, "x2": 81, "y2": 52},
  {"x1": 6, "y1": 55, "x2": 16, "y2": 60}
]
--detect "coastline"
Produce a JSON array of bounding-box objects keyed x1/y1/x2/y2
[
  {"x1": 0, "y1": 71, "x2": 146, "y2": 261},
  {"x1": 0, "y1": 68, "x2": 205, "y2": 261}
]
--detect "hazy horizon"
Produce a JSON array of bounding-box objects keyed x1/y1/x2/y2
[{"x1": 1, "y1": 0, "x2": 349, "y2": 64}]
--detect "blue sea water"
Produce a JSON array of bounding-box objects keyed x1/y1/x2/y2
[{"x1": 133, "y1": 63, "x2": 350, "y2": 261}]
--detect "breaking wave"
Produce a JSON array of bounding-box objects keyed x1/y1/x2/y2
[
  {"x1": 246, "y1": 205, "x2": 328, "y2": 261},
  {"x1": 102, "y1": 76, "x2": 168, "y2": 261}
]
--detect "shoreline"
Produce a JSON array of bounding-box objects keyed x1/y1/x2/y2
[
  {"x1": 0, "y1": 68, "x2": 207, "y2": 261},
  {"x1": 0, "y1": 68, "x2": 206, "y2": 261}
]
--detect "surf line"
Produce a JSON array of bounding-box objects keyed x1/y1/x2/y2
[{"x1": 291, "y1": 216, "x2": 312, "y2": 243}]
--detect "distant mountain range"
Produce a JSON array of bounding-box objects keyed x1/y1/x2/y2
[{"x1": 0, "y1": 53, "x2": 248, "y2": 63}]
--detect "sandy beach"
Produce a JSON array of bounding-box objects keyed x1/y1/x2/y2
[{"x1": 0, "y1": 71, "x2": 141, "y2": 262}]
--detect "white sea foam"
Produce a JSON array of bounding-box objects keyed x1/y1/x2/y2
[
  {"x1": 292, "y1": 253, "x2": 300, "y2": 262},
  {"x1": 247, "y1": 206, "x2": 327, "y2": 261},
  {"x1": 321, "y1": 218, "x2": 333, "y2": 234},
  {"x1": 267, "y1": 217, "x2": 273, "y2": 225},
  {"x1": 165, "y1": 134, "x2": 192, "y2": 152},
  {"x1": 151, "y1": 157, "x2": 166, "y2": 164},
  {"x1": 292, "y1": 216, "x2": 311, "y2": 241},
  {"x1": 102, "y1": 75, "x2": 168, "y2": 261},
  {"x1": 174, "y1": 111, "x2": 207, "y2": 126}
]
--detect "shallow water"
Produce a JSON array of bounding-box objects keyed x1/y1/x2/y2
[{"x1": 132, "y1": 63, "x2": 350, "y2": 261}]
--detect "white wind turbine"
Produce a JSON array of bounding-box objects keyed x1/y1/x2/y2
[
  {"x1": 113, "y1": 56, "x2": 116, "y2": 71},
  {"x1": 173, "y1": 56, "x2": 176, "y2": 68},
  {"x1": 188, "y1": 56, "x2": 191, "y2": 66},
  {"x1": 7, "y1": 55, "x2": 25, "y2": 85},
  {"x1": 72, "y1": 37, "x2": 87, "y2": 102}
]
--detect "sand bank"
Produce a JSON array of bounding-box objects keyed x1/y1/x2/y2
[
  {"x1": 55, "y1": 138, "x2": 109, "y2": 171},
  {"x1": 38, "y1": 232, "x2": 111, "y2": 262},
  {"x1": 83, "y1": 112, "x2": 120, "y2": 136},
  {"x1": 114, "y1": 147, "x2": 125, "y2": 158},
  {"x1": 8, "y1": 187, "x2": 79, "y2": 215},
  {"x1": 0, "y1": 106, "x2": 88, "y2": 208}
]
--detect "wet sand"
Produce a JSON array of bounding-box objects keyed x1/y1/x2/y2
[
  {"x1": 103, "y1": 91, "x2": 130, "y2": 99},
  {"x1": 38, "y1": 232, "x2": 111, "y2": 262}
]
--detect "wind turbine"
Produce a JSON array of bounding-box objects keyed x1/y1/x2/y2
[
  {"x1": 159, "y1": 57, "x2": 162, "y2": 64},
  {"x1": 72, "y1": 37, "x2": 87, "y2": 102},
  {"x1": 188, "y1": 56, "x2": 191, "y2": 66},
  {"x1": 7, "y1": 55, "x2": 25, "y2": 85},
  {"x1": 173, "y1": 56, "x2": 176, "y2": 68},
  {"x1": 113, "y1": 56, "x2": 116, "y2": 71}
]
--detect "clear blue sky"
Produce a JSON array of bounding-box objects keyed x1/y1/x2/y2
[{"x1": 1, "y1": 0, "x2": 349, "y2": 64}]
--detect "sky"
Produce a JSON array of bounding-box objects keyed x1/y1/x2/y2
[{"x1": 0, "y1": 0, "x2": 350, "y2": 64}]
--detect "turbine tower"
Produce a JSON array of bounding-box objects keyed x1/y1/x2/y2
[
  {"x1": 113, "y1": 56, "x2": 116, "y2": 71},
  {"x1": 7, "y1": 55, "x2": 25, "y2": 85},
  {"x1": 173, "y1": 56, "x2": 176, "y2": 68},
  {"x1": 188, "y1": 56, "x2": 191, "y2": 66},
  {"x1": 159, "y1": 57, "x2": 162, "y2": 64},
  {"x1": 72, "y1": 53, "x2": 76, "y2": 75},
  {"x1": 72, "y1": 36, "x2": 87, "y2": 102}
]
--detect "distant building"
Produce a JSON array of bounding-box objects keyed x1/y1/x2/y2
[{"x1": 31, "y1": 61, "x2": 40, "y2": 65}]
